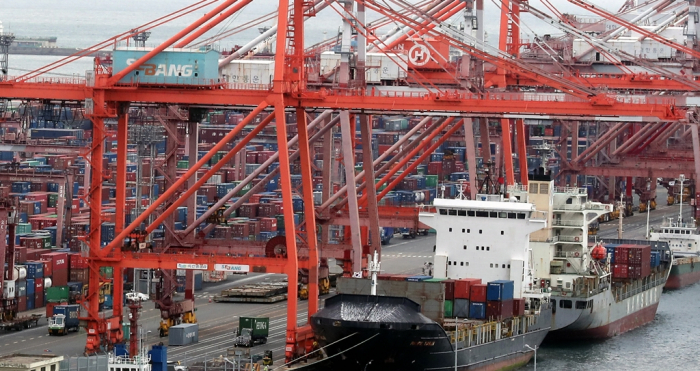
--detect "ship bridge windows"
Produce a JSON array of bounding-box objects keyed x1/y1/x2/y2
[
  {"x1": 449, "y1": 209, "x2": 457, "y2": 216},
  {"x1": 518, "y1": 213, "x2": 526, "y2": 219},
  {"x1": 490, "y1": 212, "x2": 498, "y2": 218},
  {"x1": 576, "y1": 300, "x2": 587, "y2": 309},
  {"x1": 468, "y1": 210, "x2": 475, "y2": 216},
  {"x1": 458, "y1": 210, "x2": 466, "y2": 216},
  {"x1": 439, "y1": 209, "x2": 447, "y2": 215},
  {"x1": 559, "y1": 300, "x2": 572, "y2": 309},
  {"x1": 508, "y1": 213, "x2": 516, "y2": 219},
  {"x1": 476, "y1": 211, "x2": 488, "y2": 217},
  {"x1": 499, "y1": 212, "x2": 508, "y2": 218}
]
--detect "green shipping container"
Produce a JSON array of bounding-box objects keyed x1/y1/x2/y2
[
  {"x1": 40, "y1": 235, "x2": 52, "y2": 249},
  {"x1": 17, "y1": 223, "x2": 32, "y2": 234},
  {"x1": 177, "y1": 160, "x2": 189, "y2": 169},
  {"x1": 276, "y1": 215, "x2": 285, "y2": 230},
  {"x1": 424, "y1": 278, "x2": 447, "y2": 283},
  {"x1": 47, "y1": 193, "x2": 59, "y2": 208},
  {"x1": 100, "y1": 267, "x2": 114, "y2": 279},
  {"x1": 237, "y1": 183, "x2": 252, "y2": 197},
  {"x1": 444, "y1": 299, "x2": 454, "y2": 318},
  {"x1": 46, "y1": 286, "x2": 70, "y2": 302},
  {"x1": 426, "y1": 175, "x2": 438, "y2": 188}
]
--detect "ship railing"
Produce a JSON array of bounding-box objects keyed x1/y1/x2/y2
[
  {"x1": 5, "y1": 75, "x2": 87, "y2": 85},
  {"x1": 507, "y1": 184, "x2": 528, "y2": 192},
  {"x1": 553, "y1": 186, "x2": 587, "y2": 194},
  {"x1": 552, "y1": 220, "x2": 584, "y2": 227},
  {"x1": 586, "y1": 203, "x2": 608, "y2": 211},
  {"x1": 530, "y1": 235, "x2": 558, "y2": 243},
  {"x1": 554, "y1": 250, "x2": 584, "y2": 258},
  {"x1": 554, "y1": 204, "x2": 585, "y2": 211},
  {"x1": 556, "y1": 235, "x2": 584, "y2": 243}
]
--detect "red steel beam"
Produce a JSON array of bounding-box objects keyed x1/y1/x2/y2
[
  {"x1": 516, "y1": 118, "x2": 528, "y2": 185},
  {"x1": 501, "y1": 118, "x2": 515, "y2": 188}
]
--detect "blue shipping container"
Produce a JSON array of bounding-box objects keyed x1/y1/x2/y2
[
  {"x1": 112, "y1": 48, "x2": 220, "y2": 85},
  {"x1": 26, "y1": 262, "x2": 44, "y2": 279},
  {"x1": 486, "y1": 280, "x2": 514, "y2": 301},
  {"x1": 469, "y1": 302, "x2": 486, "y2": 319}
]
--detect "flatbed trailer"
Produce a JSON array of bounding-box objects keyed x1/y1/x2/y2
[
  {"x1": 0, "y1": 314, "x2": 42, "y2": 331},
  {"x1": 213, "y1": 282, "x2": 288, "y2": 303}
]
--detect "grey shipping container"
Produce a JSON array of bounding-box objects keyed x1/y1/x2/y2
[
  {"x1": 454, "y1": 299, "x2": 470, "y2": 318},
  {"x1": 169, "y1": 323, "x2": 199, "y2": 346},
  {"x1": 337, "y1": 277, "x2": 445, "y2": 322}
]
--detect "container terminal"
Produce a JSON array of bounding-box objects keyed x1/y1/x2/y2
[{"x1": 1, "y1": 0, "x2": 700, "y2": 369}]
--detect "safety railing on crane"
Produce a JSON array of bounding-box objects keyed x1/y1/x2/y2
[{"x1": 4, "y1": 75, "x2": 87, "y2": 85}]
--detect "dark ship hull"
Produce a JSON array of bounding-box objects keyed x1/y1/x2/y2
[{"x1": 294, "y1": 294, "x2": 550, "y2": 371}]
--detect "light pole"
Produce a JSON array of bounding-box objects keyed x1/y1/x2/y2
[{"x1": 524, "y1": 344, "x2": 537, "y2": 371}]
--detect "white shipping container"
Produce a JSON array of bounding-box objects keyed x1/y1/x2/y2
[
  {"x1": 12, "y1": 266, "x2": 27, "y2": 281},
  {"x1": 44, "y1": 277, "x2": 52, "y2": 288},
  {"x1": 206, "y1": 175, "x2": 222, "y2": 185},
  {"x1": 367, "y1": 53, "x2": 407, "y2": 81},
  {"x1": 220, "y1": 60, "x2": 275, "y2": 85},
  {"x1": 2, "y1": 280, "x2": 16, "y2": 299}
]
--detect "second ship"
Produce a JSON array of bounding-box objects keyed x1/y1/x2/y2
[{"x1": 525, "y1": 170, "x2": 672, "y2": 339}]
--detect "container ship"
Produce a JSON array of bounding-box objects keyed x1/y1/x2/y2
[
  {"x1": 649, "y1": 215, "x2": 700, "y2": 289},
  {"x1": 303, "y1": 186, "x2": 552, "y2": 370},
  {"x1": 524, "y1": 171, "x2": 672, "y2": 339}
]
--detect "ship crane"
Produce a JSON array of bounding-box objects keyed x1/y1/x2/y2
[{"x1": 0, "y1": 0, "x2": 689, "y2": 360}]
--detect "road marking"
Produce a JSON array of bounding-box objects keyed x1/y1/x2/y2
[
  {"x1": 38, "y1": 336, "x2": 42, "y2": 338},
  {"x1": 30, "y1": 338, "x2": 34, "y2": 340}
]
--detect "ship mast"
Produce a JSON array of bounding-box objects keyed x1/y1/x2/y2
[{"x1": 368, "y1": 250, "x2": 381, "y2": 296}]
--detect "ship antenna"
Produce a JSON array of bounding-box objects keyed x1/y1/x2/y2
[{"x1": 441, "y1": 185, "x2": 445, "y2": 199}]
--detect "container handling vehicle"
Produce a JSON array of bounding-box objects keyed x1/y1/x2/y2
[
  {"x1": 48, "y1": 304, "x2": 80, "y2": 335},
  {"x1": 234, "y1": 316, "x2": 269, "y2": 347}
]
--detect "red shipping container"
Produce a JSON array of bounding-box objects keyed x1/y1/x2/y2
[
  {"x1": 377, "y1": 274, "x2": 394, "y2": 280},
  {"x1": 232, "y1": 223, "x2": 250, "y2": 238},
  {"x1": 35, "y1": 290, "x2": 44, "y2": 308},
  {"x1": 14, "y1": 246, "x2": 28, "y2": 264},
  {"x1": 443, "y1": 279, "x2": 456, "y2": 300},
  {"x1": 247, "y1": 220, "x2": 261, "y2": 236},
  {"x1": 70, "y1": 254, "x2": 89, "y2": 269},
  {"x1": 260, "y1": 218, "x2": 277, "y2": 232},
  {"x1": 486, "y1": 299, "x2": 514, "y2": 320},
  {"x1": 69, "y1": 268, "x2": 89, "y2": 285},
  {"x1": 239, "y1": 203, "x2": 259, "y2": 218},
  {"x1": 454, "y1": 278, "x2": 482, "y2": 299},
  {"x1": 41, "y1": 260, "x2": 52, "y2": 277},
  {"x1": 26, "y1": 248, "x2": 44, "y2": 261},
  {"x1": 17, "y1": 295, "x2": 27, "y2": 312},
  {"x1": 41, "y1": 252, "x2": 69, "y2": 271},
  {"x1": 53, "y1": 268, "x2": 69, "y2": 286},
  {"x1": 35, "y1": 280, "x2": 45, "y2": 307},
  {"x1": 615, "y1": 246, "x2": 629, "y2": 264},
  {"x1": 246, "y1": 152, "x2": 258, "y2": 164},
  {"x1": 613, "y1": 264, "x2": 628, "y2": 279},
  {"x1": 470, "y1": 284, "x2": 488, "y2": 302},
  {"x1": 428, "y1": 162, "x2": 443, "y2": 176},
  {"x1": 513, "y1": 298, "x2": 525, "y2": 317},
  {"x1": 249, "y1": 194, "x2": 262, "y2": 204}
]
